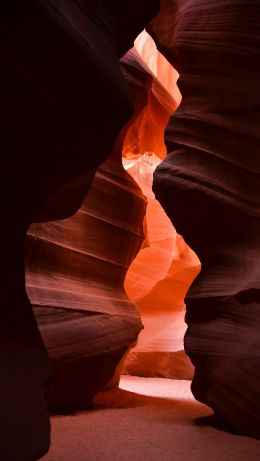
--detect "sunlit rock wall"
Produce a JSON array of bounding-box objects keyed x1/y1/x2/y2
[
  {"x1": 123, "y1": 154, "x2": 199, "y2": 379},
  {"x1": 122, "y1": 30, "x2": 181, "y2": 160},
  {"x1": 25, "y1": 26, "x2": 198, "y2": 411},
  {"x1": 148, "y1": 0, "x2": 260, "y2": 438},
  {"x1": 119, "y1": 31, "x2": 200, "y2": 380},
  {"x1": 25, "y1": 30, "x2": 168, "y2": 411}
]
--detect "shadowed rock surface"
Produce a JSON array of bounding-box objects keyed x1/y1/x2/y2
[
  {"x1": 149, "y1": 0, "x2": 260, "y2": 438},
  {"x1": 0, "y1": 1, "x2": 159, "y2": 459}
]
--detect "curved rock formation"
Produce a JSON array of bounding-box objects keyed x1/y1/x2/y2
[
  {"x1": 1, "y1": 1, "x2": 159, "y2": 459},
  {"x1": 118, "y1": 32, "x2": 198, "y2": 380},
  {"x1": 149, "y1": 0, "x2": 260, "y2": 437},
  {"x1": 26, "y1": 154, "x2": 146, "y2": 411},
  {"x1": 121, "y1": 31, "x2": 181, "y2": 160},
  {"x1": 25, "y1": 27, "x2": 183, "y2": 414},
  {"x1": 123, "y1": 154, "x2": 199, "y2": 380}
]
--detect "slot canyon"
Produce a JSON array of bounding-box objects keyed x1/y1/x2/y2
[{"x1": 1, "y1": 1, "x2": 260, "y2": 460}]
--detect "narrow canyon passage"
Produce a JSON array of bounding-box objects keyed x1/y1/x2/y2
[{"x1": 2, "y1": 2, "x2": 259, "y2": 460}]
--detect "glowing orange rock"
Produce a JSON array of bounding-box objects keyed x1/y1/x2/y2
[
  {"x1": 120, "y1": 32, "x2": 200, "y2": 379},
  {"x1": 123, "y1": 154, "x2": 200, "y2": 379},
  {"x1": 121, "y1": 31, "x2": 180, "y2": 160}
]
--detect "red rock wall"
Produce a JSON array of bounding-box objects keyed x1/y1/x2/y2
[
  {"x1": 149, "y1": 0, "x2": 260, "y2": 438},
  {"x1": 24, "y1": 25, "x2": 200, "y2": 413},
  {"x1": 119, "y1": 33, "x2": 200, "y2": 380},
  {"x1": 26, "y1": 154, "x2": 147, "y2": 410},
  {"x1": 1, "y1": 2, "x2": 160, "y2": 459},
  {"x1": 123, "y1": 154, "x2": 199, "y2": 379},
  {"x1": 25, "y1": 30, "x2": 191, "y2": 407}
]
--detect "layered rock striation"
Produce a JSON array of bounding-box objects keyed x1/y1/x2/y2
[
  {"x1": 25, "y1": 26, "x2": 190, "y2": 413},
  {"x1": 26, "y1": 155, "x2": 146, "y2": 411},
  {"x1": 149, "y1": 0, "x2": 260, "y2": 437},
  {"x1": 120, "y1": 32, "x2": 199, "y2": 380},
  {"x1": 123, "y1": 154, "x2": 199, "y2": 380}
]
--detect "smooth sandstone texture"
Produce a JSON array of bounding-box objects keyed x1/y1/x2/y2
[
  {"x1": 26, "y1": 28, "x2": 192, "y2": 414},
  {"x1": 26, "y1": 155, "x2": 146, "y2": 411},
  {"x1": 1, "y1": 1, "x2": 160, "y2": 459},
  {"x1": 149, "y1": 0, "x2": 260, "y2": 437},
  {"x1": 123, "y1": 154, "x2": 199, "y2": 380},
  {"x1": 120, "y1": 33, "x2": 199, "y2": 380},
  {"x1": 122, "y1": 32, "x2": 181, "y2": 160},
  {"x1": 25, "y1": 31, "x2": 180, "y2": 410}
]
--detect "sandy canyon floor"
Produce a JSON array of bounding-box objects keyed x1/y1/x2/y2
[{"x1": 42, "y1": 376, "x2": 260, "y2": 461}]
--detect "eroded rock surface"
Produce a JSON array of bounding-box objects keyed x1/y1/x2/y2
[
  {"x1": 26, "y1": 155, "x2": 146, "y2": 411},
  {"x1": 123, "y1": 154, "x2": 199, "y2": 380},
  {"x1": 149, "y1": 0, "x2": 260, "y2": 437},
  {"x1": 1, "y1": 1, "x2": 159, "y2": 459},
  {"x1": 25, "y1": 29, "x2": 190, "y2": 413},
  {"x1": 119, "y1": 33, "x2": 199, "y2": 380}
]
